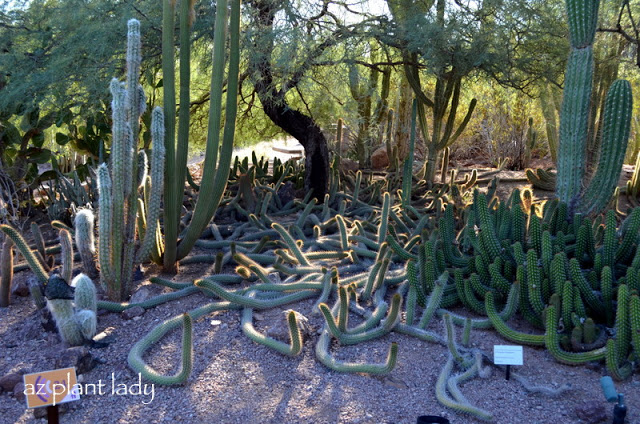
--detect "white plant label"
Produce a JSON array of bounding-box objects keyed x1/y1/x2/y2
[{"x1": 493, "y1": 345, "x2": 523, "y2": 366}]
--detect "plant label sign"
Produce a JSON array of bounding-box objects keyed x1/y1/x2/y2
[
  {"x1": 23, "y1": 367, "x2": 80, "y2": 408},
  {"x1": 493, "y1": 345, "x2": 523, "y2": 366}
]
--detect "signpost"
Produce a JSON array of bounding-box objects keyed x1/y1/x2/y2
[
  {"x1": 493, "y1": 345, "x2": 523, "y2": 380},
  {"x1": 23, "y1": 367, "x2": 81, "y2": 424}
]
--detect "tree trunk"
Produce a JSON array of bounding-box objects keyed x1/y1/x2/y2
[
  {"x1": 247, "y1": 0, "x2": 329, "y2": 201},
  {"x1": 259, "y1": 101, "x2": 329, "y2": 200}
]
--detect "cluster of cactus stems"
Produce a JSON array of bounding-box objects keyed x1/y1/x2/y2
[
  {"x1": 161, "y1": 0, "x2": 240, "y2": 271},
  {"x1": 556, "y1": 0, "x2": 633, "y2": 216},
  {"x1": 96, "y1": 19, "x2": 166, "y2": 301},
  {"x1": 46, "y1": 273, "x2": 98, "y2": 346},
  {"x1": 0, "y1": 220, "x2": 99, "y2": 343}
]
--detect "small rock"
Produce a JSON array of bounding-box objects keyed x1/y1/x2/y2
[
  {"x1": 340, "y1": 158, "x2": 359, "y2": 173},
  {"x1": 13, "y1": 382, "x2": 25, "y2": 403},
  {"x1": 129, "y1": 287, "x2": 150, "y2": 305},
  {"x1": 210, "y1": 320, "x2": 222, "y2": 326},
  {"x1": 371, "y1": 146, "x2": 389, "y2": 169},
  {"x1": 55, "y1": 347, "x2": 96, "y2": 375},
  {"x1": 574, "y1": 401, "x2": 607, "y2": 424},
  {"x1": 383, "y1": 376, "x2": 409, "y2": 389},
  {"x1": 11, "y1": 280, "x2": 30, "y2": 297},
  {"x1": 0, "y1": 372, "x2": 23, "y2": 392},
  {"x1": 121, "y1": 306, "x2": 145, "y2": 320}
]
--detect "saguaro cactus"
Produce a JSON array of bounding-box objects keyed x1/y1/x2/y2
[
  {"x1": 97, "y1": 19, "x2": 165, "y2": 301},
  {"x1": 556, "y1": 0, "x2": 633, "y2": 215}
]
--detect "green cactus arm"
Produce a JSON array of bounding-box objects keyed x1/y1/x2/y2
[
  {"x1": 97, "y1": 286, "x2": 200, "y2": 312},
  {"x1": 59, "y1": 229, "x2": 73, "y2": 283},
  {"x1": 614, "y1": 284, "x2": 631, "y2": 363},
  {"x1": 175, "y1": 0, "x2": 240, "y2": 260},
  {"x1": 0, "y1": 224, "x2": 49, "y2": 284},
  {"x1": 544, "y1": 305, "x2": 606, "y2": 365},
  {"x1": 194, "y1": 279, "x2": 316, "y2": 309},
  {"x1": 138, "y1": 107, "x2": 166, "y2": 264},
  {"x1": 486, "y1": 291, "x2": 545, "y2": 346},
  {"x1": 335, "y1": 214, "x2": 349, "y2": 251},
  {"x1": 616, "y1": 208, "x2": 640, "y2": 263},
  {"x1": 315, "y1": 328, "x2": 398, "y2": 374},
  {"x1": 271, "y1": 223, "x2": 311, "y2": 266},
  {"x1": 128, "y1": 313, "x2": 193, "y2": 385},
  {"x1": 630, "y1": 294, "x2": 640, "y2": 362},
  {"x1": 161, "y1": 0, "x2": 178, "y2": 271},
  {"x1": 556, "y1": 47, "x2": 594, "y2": 204},
  {"x1": 241, "y1": 300, "x2": 302, "y2": 356},
  {"x1": 566, "y1": 0, "x2": 600, "y2": 49},
  {"x1": 580, "y1": 80, "x2": 633, "y2": 216},
  {"x1": 435, "y1": 356, "x2": 493, "y2": 422},
  {"x1": 568, "y1": 258, "x2": 605, "y2": 317},
  {"x1": 96, "y1": 164, "x2": 113, "y2": 290},
  {"x1": 402, "y1": 100, "x2": 416, "y2": 206},
  {"x1": 417, "y1": 271, "x2": 447, "y2": 329}
]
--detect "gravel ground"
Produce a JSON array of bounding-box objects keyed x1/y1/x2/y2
[{"x1": 1, "y1": 262, "x2": 639, "y2": 424}]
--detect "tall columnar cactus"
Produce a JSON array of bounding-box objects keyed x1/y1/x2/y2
[
  {"x1": 556, "y1": 0, "x2": 633, "y2": 215},
  {"x1": 97, "y1": 19, "x2": 165, "y2": 301},
  {"x1": 162, "y1": 0, "x2": 240, "y2": 270}
]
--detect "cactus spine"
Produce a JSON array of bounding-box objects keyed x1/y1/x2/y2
[{"x1": 556, "y1": 0, "x2": 633, "y2": 215}]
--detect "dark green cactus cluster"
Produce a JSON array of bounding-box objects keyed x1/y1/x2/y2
[{"x1": 427, "y1": 190, "x2": 640, "y2": 380}]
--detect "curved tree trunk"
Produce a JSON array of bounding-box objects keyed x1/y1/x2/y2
[
  {"x1": 247, "y1": 0, "x2": 329, "y2": 201},
  {"x1": 259, "y1": 100, "x2": 329, "y2": 200}
]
